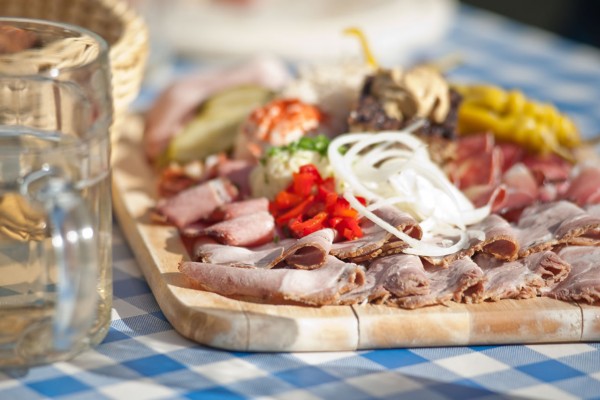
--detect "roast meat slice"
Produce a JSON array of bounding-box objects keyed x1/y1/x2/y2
[
  {"x1": 476, "y1": 251, "x2": 571, "y2": 301},
  {"x1": 209, "y1": 197, "x2": 269, "y2": 222},
  {"x1": 155, "y1": 177, "x2": 238, "y2": 229},
  {"x1": 423, "y1": 213, "x2": 519, "y2": 267},
  {"x1": 193, "y1": 242, "x2": 284, "y2": 268},
  {"x1": 331, "y1": 205, "x2": 421, "y2": 261},
  {"x1": 517, "y1": 201, "x2": 600, "y2": 256},
  {"x1": 546, "y1": 246, "x2": 600, "y2": 304},
  {"x1": 179, "y1": 255, "x2": 366, "y2": 306},
  {"x1": 203, "y1": 211, "x2": 274, "y2": 247},
  {"x1": 391, "y1": 258, "x2": 485, "y2": 309},
  {"x1": 194, "y1": 228, "x2": 335, "y2": 270}
]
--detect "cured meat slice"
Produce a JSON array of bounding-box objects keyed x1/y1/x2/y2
[
  {"x1": 546, "y1": 246, "x2": 600, "y2": 304},
  {"x1": 517, "y1": 201, "x2": 600, "y2": 256},
  {"x1": 476, "y1": 251, "x2": 571, "y2": 301},
  {"x1": 179, "y1": 255, "x2": 366, "y2": 306},
  {"x1": 210, "y1": 197, "x2": 269, "y2": 222},
  {"x1": 423, "y1": 213, "x2": 518, "y2": 267},
  {"x1": 203, "y1": 211, "x2": 274, "y2": 247},
  {"x1": 562, "y1": 164, "x2": 600, "y2": 206},
  {"x1": 155, "y1": 177, "x2": 238, "y2": 229},
  {"x1": 391, "y1": 258, "x2": 485, "y2": 309}
]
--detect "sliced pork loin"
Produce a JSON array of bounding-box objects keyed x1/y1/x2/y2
[
  {"x1": 179, "y1": 255, "x2": 366, "y2": 306},
  {"x1": 516, "y1": 201, "x2": 600, "y2": 256},
  {"x1": 155, "y1": 177, "x2": 238, "y2": 229},
  {"x1": 194, "y1": 228, "x2": 335, "y2": 270},
  {"x1": 545, "y1": 246, "x2": 600, "y2": 304},
  {"x1": 476, "y1": 251, "x2": 571, "y2": 301},
  {"x1": 203, "y1": 211, "x2": 274, "y2": 247},
  {"x1": 390, "y1": 258, "x2": 485, "y2": 309}
]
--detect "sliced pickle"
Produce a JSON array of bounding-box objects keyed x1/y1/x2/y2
[{"x1": 164, "y1": 85, "x2": 274, "y2": 163}]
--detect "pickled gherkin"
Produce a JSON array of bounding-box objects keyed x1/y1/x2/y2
[{"x1": 455, "y1": 84, "x2": 580, "y2": 160}]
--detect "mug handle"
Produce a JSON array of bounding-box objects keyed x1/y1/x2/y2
[{"x1": 21, "y1": 166, "x2": 98, "y2": 351}]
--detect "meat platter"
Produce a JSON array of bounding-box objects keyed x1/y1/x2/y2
[{"x1": 112, "y1": 115, "x2": 600, "y2": 352}]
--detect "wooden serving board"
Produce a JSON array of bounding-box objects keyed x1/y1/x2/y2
[{"x1": 112, "y1": 116, "x2": 600, "y2": 351}]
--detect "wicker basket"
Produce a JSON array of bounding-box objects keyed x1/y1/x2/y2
[{"x1": 0, "y1": 0, "x2": 149, "y2": 121}]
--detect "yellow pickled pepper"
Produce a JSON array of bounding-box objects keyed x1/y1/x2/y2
[{"x1": 456, "y1": 84, "x2": 580, "y2": 159}]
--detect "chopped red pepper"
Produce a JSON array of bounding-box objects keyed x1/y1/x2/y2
[{"x1": 270, "y1": 163, "x2": 365, "y2": 241}]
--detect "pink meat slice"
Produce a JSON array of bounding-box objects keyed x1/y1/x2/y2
[
  {"x1": 210, "y1": 197, "x2": 269, "y2": 222},
  {"x1": 562, "y1": 164, "x2": 600, "y2": 207},
  {"x1": 179, "y1": 255, "x2": 366, "y2": 306},
  {"x1": 476, "y1": 251, "x2": 571, "y2": 301},
  {"x1": 391, "y1": 258, "x2": 485, "y2": 309},
  {"x1": 546, "y1": 246, "x2": 600, "y2": 304},
  {"x1": 155, "y1": 177, "x2": 238, "y2": 229},
  {"x1": 203, "y1": 211, "x2": 274, "y2": 247},
  {"x1": 143, "y1": 56, "x2": 291, "y2": 161}
]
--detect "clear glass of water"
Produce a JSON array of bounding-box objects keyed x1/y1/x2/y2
[{"x1": 0, "y1": 18, "x2": 113, "y2": 369}]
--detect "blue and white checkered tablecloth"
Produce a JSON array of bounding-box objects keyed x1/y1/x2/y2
[{"x1": 2, "y1": 5, "x2": 600, "y2": 400}]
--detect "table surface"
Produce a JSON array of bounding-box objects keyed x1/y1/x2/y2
[{"x1": 2, "y1": 5, "x2": 600, "y2": 400}]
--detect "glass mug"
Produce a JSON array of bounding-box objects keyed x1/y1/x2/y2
[{"x1": 0, "y1": 18, "x2": 112, "y2": 369}]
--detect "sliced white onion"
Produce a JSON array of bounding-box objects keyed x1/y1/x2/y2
[{"x1": 328, "y1": 129, "x2": 491, "y2": 257}]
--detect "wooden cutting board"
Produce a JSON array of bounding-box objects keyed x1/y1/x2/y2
[{"x1": 111, "y1": 116, "x2": 600, "y2": 351}]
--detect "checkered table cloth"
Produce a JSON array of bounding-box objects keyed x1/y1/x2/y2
[{"x1": 2, "y1": 5, "x2": 599, "y2": 400}]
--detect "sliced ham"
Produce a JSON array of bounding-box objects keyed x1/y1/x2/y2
[
  {"x1": 391, "y1": 258, "x2": 485, "y2": 309},
  {"x1": 155, "y1": 177, "x2": 238, "y2": 229},
  {"x1": 203, "y1": 211, "x2": 274, "y2": 247},
  {"x1": 210, "y1": 197, "x2": 269, "y2": 222},
  {"x1": 179, "y1": 255, "x2": 366, "y2": 306},
  {"x1": 562, "y1": 164, "x2": 600, "y2": 207},
  {"x1": 546, "y1": 246, "x2": 600, "y2": 304},
  {"x1": 476, "y1": 251, "x2": 570, "y2": 301}
]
